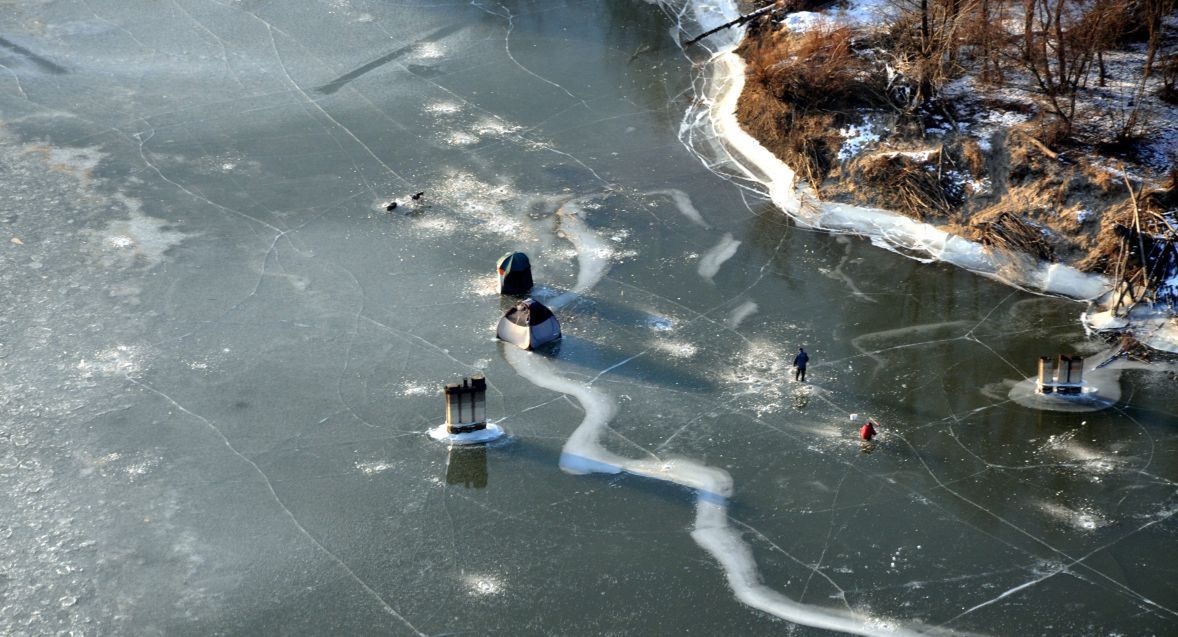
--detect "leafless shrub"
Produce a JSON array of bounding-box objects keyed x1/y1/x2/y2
[
  {"x1": 973, "y1": 211, "x2": 1057, "y2": 261},
  {"x1": 848, "y1": 152, "x2": 958, "y2": 219},
  {"x1": 958, "y1": 137, "x2": 987, "y2": 175},
  {"x1": 744, "y1": 23, "x2": 872, "y2": 110},
  {"x1": 1161, "y1": 52, "x2": 1178, "y2": 104}
]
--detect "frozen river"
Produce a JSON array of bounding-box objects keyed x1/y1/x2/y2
[{"x1": 1, "y1": 1, "x2": 1176, "y2": 634}]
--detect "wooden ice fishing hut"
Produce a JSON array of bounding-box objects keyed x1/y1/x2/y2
[
  {"x1": 444, "y1": 375, "x2": 487, "y2": 434},
  {"x1": 1037, "y1": 355, "x2": 1084, "y2": 395}
]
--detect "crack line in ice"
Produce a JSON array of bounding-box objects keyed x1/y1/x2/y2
[
  {"x1": 0, "y1": 61, "x2": 29, "y2": 100},
  {"x1": 333, "y1": 262, "x2": 384, "y2": 430},
  {"x1": 77, "y1": 0, "x2": 166, "y2": 62},
  {"x1": 133, "y1": 123, "x2": 283, "y2": 235},
  {"x1": 168, "y1": 0, "x2": 244, "y2": 89},
  {"x1": 263, "y1": 23, "x2": 409, "y2": 196},
  {"x1": 471, "y1": 0, "x2": 584, "y2": 102},
  {"x1": 943, "y1": 503, "x2": 1178, "y2": 626},
  {"x1": 799, "y1": 462, "x2": 856, "y2": 606},
  {"x1": 358, "y1": 313, "x2": 505, "y2": 402},
  {"x1": 829, "y1": 237, "x2": 879, "y2": 303},
  {"x1": 153, "y1": 192, "x2": 364, "y2": 348},
  {"x1": 127, "y1": 377, "x2": 425, "y2": 635},
  {"x1": 1110, "y1": 406, "x2": 1157, "y2": 474},
  {"x1": 894, "y1": 430, "x2": 1178, "y2": 622},
  {"x1": 326, "y1": 10, "x2": 618, "y2": 191}
]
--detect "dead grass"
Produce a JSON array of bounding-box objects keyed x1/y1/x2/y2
[
  {"x1": 968, "y1": 210, "x2": 1057, "y2": 262},
  {"x1": 743, "y1": 24, "x2": 871, "y2": 110},
  {"x1": 736, "y1": 87, "x2": 841, "y2": 187},
  {"x1": 1079, "y1": 160, "x2": 1117, "y2": 193},
  {"x1": 842, "y1": 152, "x2": 958, "y2": 220},
  {"x1": 958, "y1": 138, "x2": 987, "y2": 177}
]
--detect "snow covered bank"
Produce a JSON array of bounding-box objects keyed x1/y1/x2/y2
[
  {"x1": 668, "y1": 0, "x2": 1178, "y2": 353},
  {"x1": 695, "y1": 12, "x2": 1108, "y2": 300}
]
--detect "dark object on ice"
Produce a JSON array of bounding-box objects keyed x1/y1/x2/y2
[
  {"x1": 860, "y1": 419, "x2": 878, "y2": 441},
  {"x1": 496, "y1": 298, "x2": 560, "y2": 350},
  {"x1": 793, "y1": 346, "x2": 809, "y2": 382},
  {"x1": 411, "y1": 191, "x2": 424, "y2": 201},
  {"x1": 1037, "y1": 355, "x2": 1084, "y2": 395},
  {"x1": 496, "y1": 251, "x2": 534, "y2": 295},
  {"x1": 445, "y1": 375, "x2": 487, "y2": 434},
  {"x1": 385, "y1": 200, "x2": 398, "y2": 211}
]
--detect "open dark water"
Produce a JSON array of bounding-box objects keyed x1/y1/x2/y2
[{"x1": 1, "y1": 1, "x2": 1175, "y2": 634}]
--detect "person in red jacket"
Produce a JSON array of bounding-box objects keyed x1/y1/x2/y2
[{"x1": 860, "y1": 418, "x2": 878, "y2": 441}]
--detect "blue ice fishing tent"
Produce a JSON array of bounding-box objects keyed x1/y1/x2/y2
[{"x1": 496, "y1": 251, "x2": 533, "y2": 295}]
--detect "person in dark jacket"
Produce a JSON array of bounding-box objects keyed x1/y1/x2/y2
[{"x1": 793, "y1": 346, "x2": 809, "y2": 382}]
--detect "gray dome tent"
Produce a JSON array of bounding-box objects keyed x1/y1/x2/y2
[
  {"x1": 496, "y1": 251, "x2": 533, "y2": 295},
  {"x1": 496, "y1": 298, "x2": 561, "y2": 350}
]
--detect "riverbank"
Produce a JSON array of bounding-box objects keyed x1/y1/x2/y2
[{"x1": 678, "y1": 0, "x2": 1178, "y2": 352}]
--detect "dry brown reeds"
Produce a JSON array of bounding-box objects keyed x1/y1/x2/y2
[
  {"x1": 847, "y1": 153, "x2": 956, "y2": 220},
  {"x1": 735, "y1": 76, "x2": 841, "y2": 187},
  {"x1": 743, "y1": 23, "x2": 869, "y2": 110},
  {"x1": 972, "y1": 210, "x2": 1057, "y2": 262},
  {"x1": 959, "y1": 138, "x2": 987, "y2": 177},
  {"x1": 1078, "y1": 180, "x2": 1178, "y2": 310}
]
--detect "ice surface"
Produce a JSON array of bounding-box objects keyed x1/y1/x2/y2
[{"x1": 1, "y1": 0, "x2": 1175, "y2": 635}]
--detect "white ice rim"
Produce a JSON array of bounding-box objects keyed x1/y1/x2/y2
[{"x1": 427, "y1": 422, "x2": 506, "y2": 445}]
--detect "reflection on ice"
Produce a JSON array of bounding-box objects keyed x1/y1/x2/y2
[{"x1": 446, "y1": 445, "x2": 489, "y2": 489}]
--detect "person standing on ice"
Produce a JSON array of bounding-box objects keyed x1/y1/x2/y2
[{"x1": 793, "y1": 346, "x2": 809, "y2": 382}]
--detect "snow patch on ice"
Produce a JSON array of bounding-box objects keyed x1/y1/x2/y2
[
  {"x1": 653, "y1": 339, "x2": 699, "y2": 359},
  {"x1": 414, "y1": 42, "x2": 445, "y2": 60},
  {"x1": 698, "y1": 233, "x2": 740, "y2": 281},
  {"x1": 446, "y1": 131, "x2": 479, "y2": 146},
  {"x1": 425, "y1": 101, "x2": 462, "y2": 114},
  {"x1": 356, "y1": 460, "x2": 396, "y2": 476},
  {"x1": 76, "y1": 344, "x2": 145, "y2": 378},
  {"x1": 433, "y1": 173, "x2": 528, "y2": 239},
  {"x1": 648, "y1": 188, "x2": 710, "y2": 228},
  {"x1": 726, "y1": 300, "x2": 759, "y2": 328},
  {"x1": 91, "y1": 194, "x2": 190, "y2": 269},
  {"x1": 463, "y1": 573, "x2": 504, "y2": 597},
  {"x1": 399, "y1": 383, "x2": 431, "y2": 397}
]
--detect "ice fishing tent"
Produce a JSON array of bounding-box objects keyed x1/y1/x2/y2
[
  {"x1": 496, "y1": 251, "x2": 533, "y2": 295},
  {"x1": 496, "y1": 298, "x2": 560, "y2": 350}
]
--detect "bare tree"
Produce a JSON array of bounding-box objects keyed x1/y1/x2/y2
[{"x1": 1121, "y1": 0, "x2": 1177, "y2": 138}]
